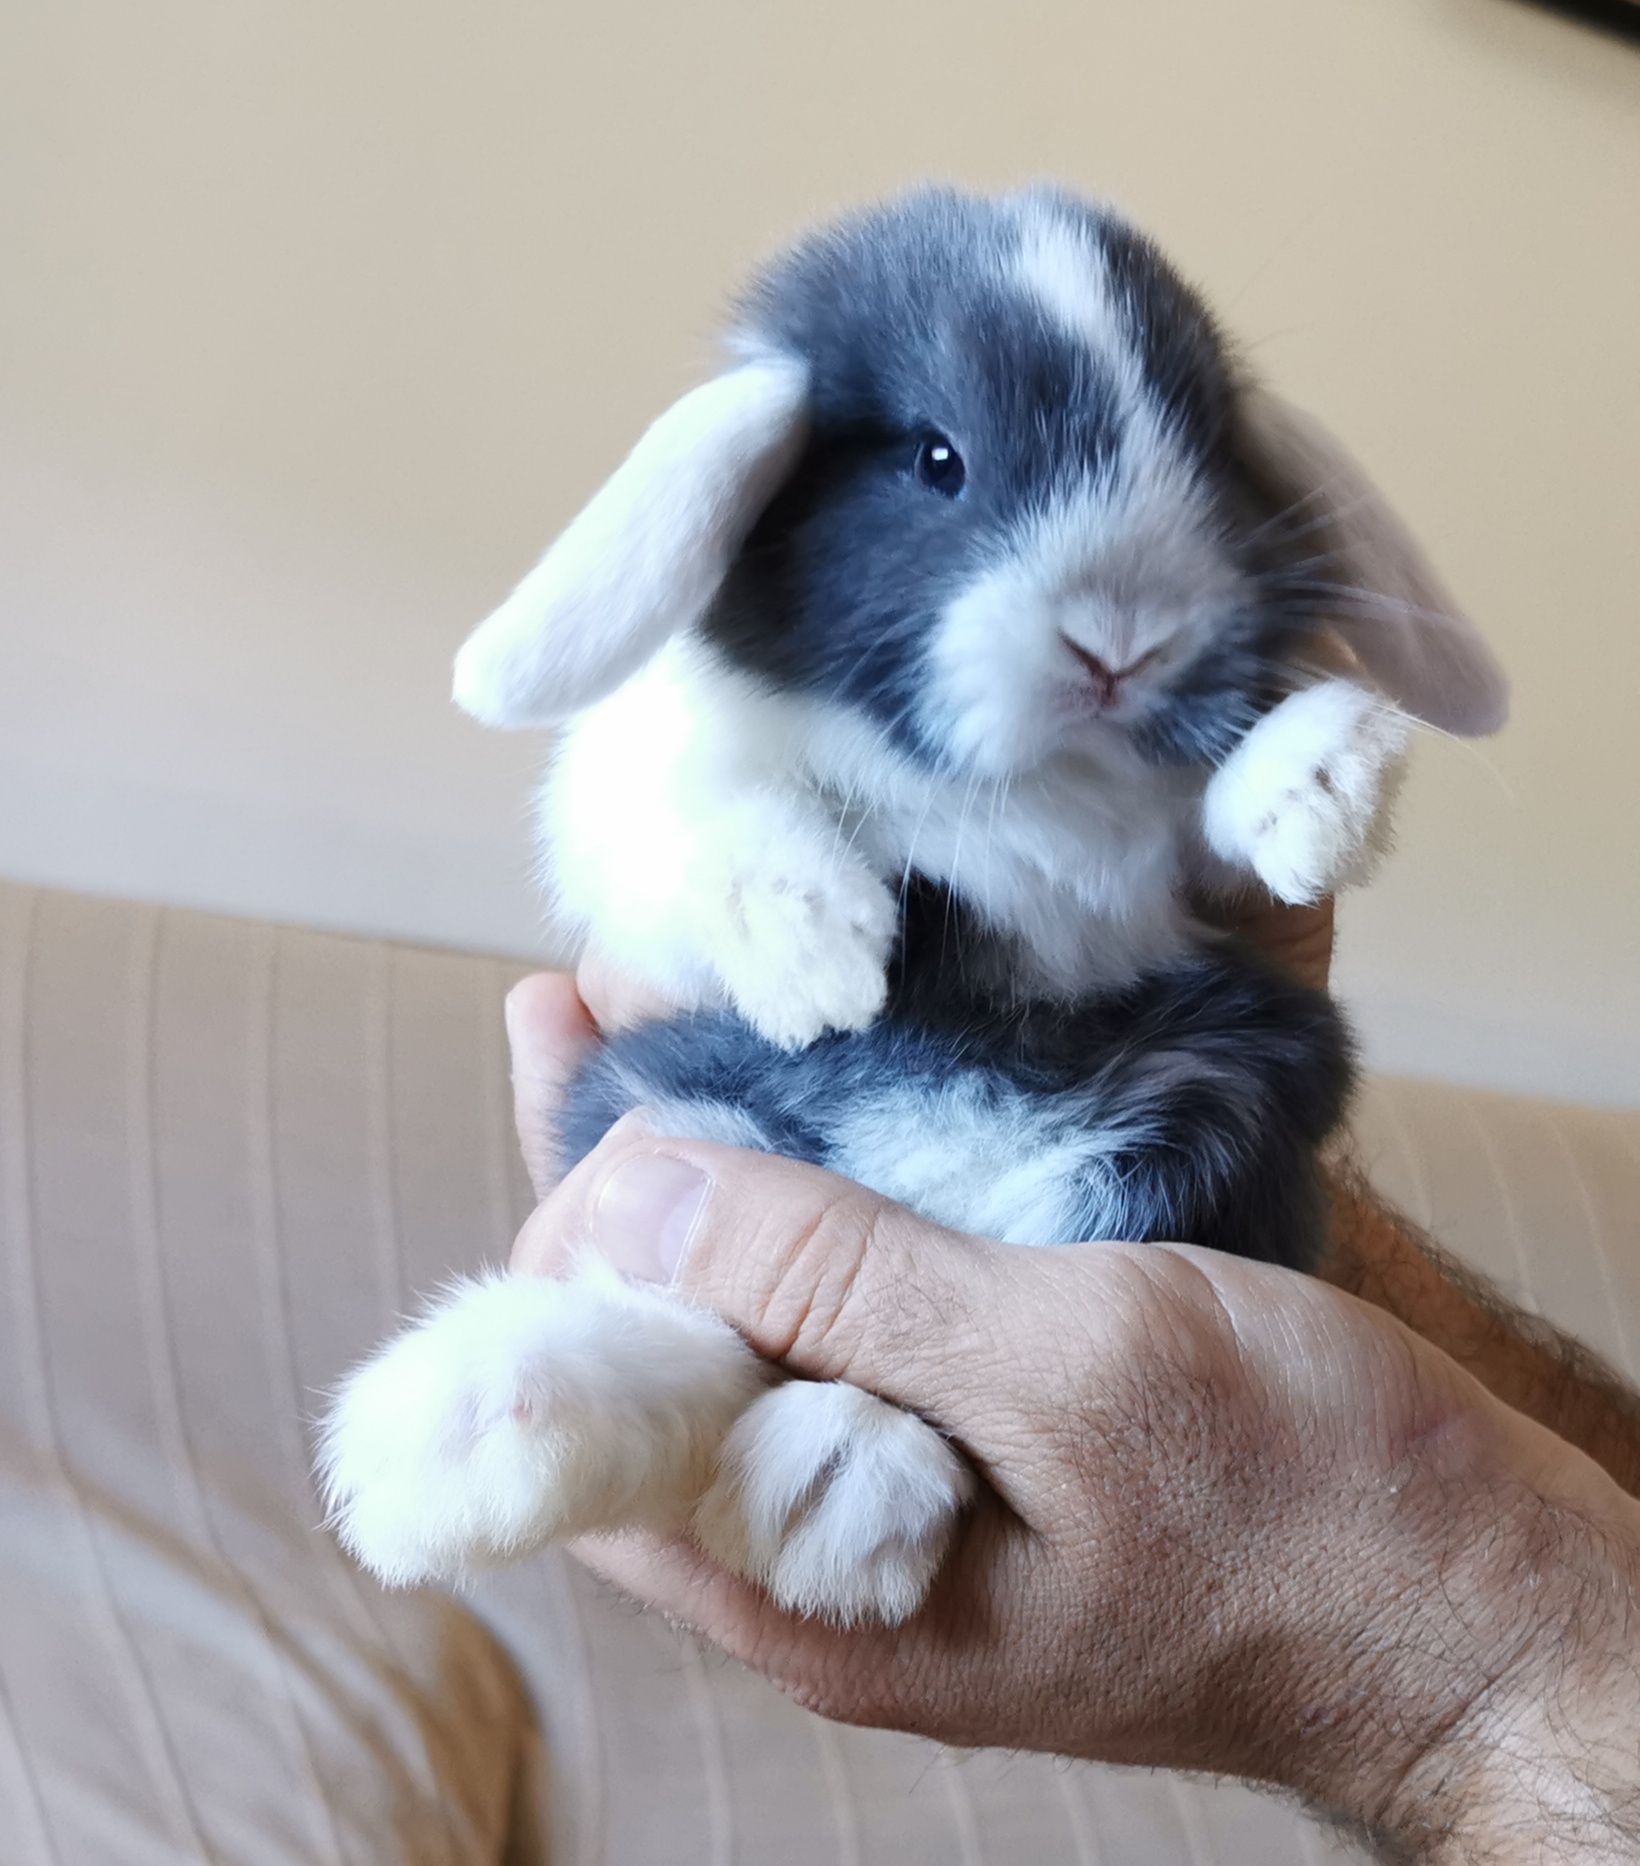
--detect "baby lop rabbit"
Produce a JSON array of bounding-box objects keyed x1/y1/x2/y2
[{"x1": 322, "y1": 187, "x2": 1506, "y2": 1624}]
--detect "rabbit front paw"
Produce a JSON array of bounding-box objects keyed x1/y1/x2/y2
[
  {"x1": 319, "y1": 1263, "x2": 767, "y2": 1586},
  {"x1": 711, "y1": 854, "x2": 896, "y2": 1049},
  {"x1": 1205, "y1": 681, "x2": 1411, "y2": 906},
  {"x1": 692, "y1": 1379, "x2": 973, "y2": 1625}
]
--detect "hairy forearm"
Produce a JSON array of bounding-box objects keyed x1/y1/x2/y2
[
  {"x1": 1321, "y1": 1165, "x2": 1640, "y2": 1499},
  {"x1": 1308, "y1": 1418, "x2": 1640, "y2": 1865},
  {"x1": 1381, "y1": 1502, "x2": 1640, "y2": 1863}
]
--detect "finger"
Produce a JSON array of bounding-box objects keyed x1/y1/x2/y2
[
  {"x1": 514, "y1": 1124, "x2": 1010, "y2": 1426},
  {"x1": 575, "y1": 952, "x2": 688, "y2": 1034},
  {"x1": 504, "y1": 973, "x2": 601, "y2": 1200},
  {"x1": 566, "y1": 1529, "x2": 928, "y2": 1727},
  {"x1": 569, "y1": 1528, "x2": 810, "y2": 1664},
  {"x1": 568, "y1": 1506, "x2": 1040, "y2": 1740},
  {"x1": 1227, "y1": 895, "x2": 1335, "y2": 993}
]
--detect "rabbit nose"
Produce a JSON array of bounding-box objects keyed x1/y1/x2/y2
[
  {"x1": 1060, "y1": 637, "x2": 1158, "y2": 706},
  {"x1": 1063, "y1": 639, "x2": 1118, "y2": 703}
]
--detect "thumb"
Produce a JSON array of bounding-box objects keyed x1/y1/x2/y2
[
  {"x1": 514, "y1": 1120, "x2": 1005, "y2": 1424},
  {"x1": 503, "y1": 973, "x2": 601, "y2": 1200}
]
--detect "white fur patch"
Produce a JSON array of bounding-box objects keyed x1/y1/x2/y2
[
  {"x1": 1010, "y1": 208, "x2": 1137, "y2": 395},
  {"x1": 831, "y1": 1077, "x2": 1143, "y2": 1244},
  {"x1": 452, "y1": 357, "x2": 808, "y2": 727}
]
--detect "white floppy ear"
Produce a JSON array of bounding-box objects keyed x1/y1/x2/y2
[
  {"x1": 453, "y1": 356, "x2": 809, "y2": 727},
  {"x1": 1239, "y1": 386, "x2": 1509, "y2": 735}
]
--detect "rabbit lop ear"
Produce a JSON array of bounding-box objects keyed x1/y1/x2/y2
[
  {"x1": 1238, "y1": 386, "x2": 1509, "y2": 735},
  {"x1": 453, "y1": 356, "x2": 809, "y2": 727}
]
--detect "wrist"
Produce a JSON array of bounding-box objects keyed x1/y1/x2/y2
[{"x1": 1336, "y1": 1421, "x2": 1640, "y2": 1861}]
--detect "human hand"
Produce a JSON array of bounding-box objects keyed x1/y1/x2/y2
[{"x1": 503, "y1": 974, "x2": 1640, "y2": 1856}]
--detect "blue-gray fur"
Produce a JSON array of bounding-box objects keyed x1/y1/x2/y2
[
  {"x1": 564, "y1": 882, "x2": 1351, "y2": 1271},
  {"x1": 560, "y1": 187, "x2": 1357, "y2": 1272}
]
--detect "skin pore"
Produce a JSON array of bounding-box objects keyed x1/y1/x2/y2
[{"x1": 501, "y1": 904, "x2": 1640, "y2": 1863}]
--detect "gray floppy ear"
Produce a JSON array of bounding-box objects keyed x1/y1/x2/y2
[
  {"x1": 453, "y1": 356, "x2": 809, "y2": 727},
  {"x1": 1238, "y1": 386, "x2": 1508, "y2": 735}
]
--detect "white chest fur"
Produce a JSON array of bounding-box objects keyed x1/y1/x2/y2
[
  {"x1": 802, "y1": 706, "x2": 1200, "y2": 995},
  {"x1": 541, "y1": 641, "x2": 1228, "y2": 1029}
]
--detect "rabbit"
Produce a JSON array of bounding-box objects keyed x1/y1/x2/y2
[{"x1": 320, "y1": 185, "x2": 1507, "y2": 1625}]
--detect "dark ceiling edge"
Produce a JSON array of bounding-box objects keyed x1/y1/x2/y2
[{"x1": 1507, "y1": 0, "x2": 1640, "y2": 48}]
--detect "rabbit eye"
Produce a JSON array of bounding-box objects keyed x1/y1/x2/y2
[{"x1": 913, "y1": 434, "x2": 965, "y2": 497}]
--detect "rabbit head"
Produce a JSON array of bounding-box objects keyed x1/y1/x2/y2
[{"x1": 455, "y1": 185, "x2": 1506, "y2": 780}]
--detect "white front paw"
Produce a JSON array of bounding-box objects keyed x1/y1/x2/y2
[
  {"x1": 319, "y1": 1264, "x2": 766, "y2": 1587},
  {"x1": 1205, "y1": 682, "x2": 1410, "y2": 905},
  {"x1": 692, "y1": 1380, "x2": 973, "y2": 1625},
  {"x1": 713, "y1": 855, "x2": 896, "y2": 1049}
]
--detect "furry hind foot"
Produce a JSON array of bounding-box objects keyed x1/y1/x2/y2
[
  {"x1": 692, "y1": 1378, "x2": 974, "y2": 1624},
  {"x1": 319, "y1": 1261, "x2": 768, "y2": 1586}
]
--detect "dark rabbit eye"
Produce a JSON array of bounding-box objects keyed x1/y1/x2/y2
[{"x1": 913, "y1": 434, "x2": 965, "y2": 496}]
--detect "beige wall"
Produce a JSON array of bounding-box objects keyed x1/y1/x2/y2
[{"x1": 3, "y1": 1, "x2": 1636, "y2": 1104}]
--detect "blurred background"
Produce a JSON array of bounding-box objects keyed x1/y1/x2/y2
[{"x1": 3, "y1": 0, "x2": 1636, "y2": 1105}]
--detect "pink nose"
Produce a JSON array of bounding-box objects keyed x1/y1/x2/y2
[{"x1": 1062, "y1": 637, "x2": 1152, "y2": 706}]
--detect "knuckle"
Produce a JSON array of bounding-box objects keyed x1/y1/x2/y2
[
  {"x1": 743, "y1": 1191, "x2": 883, "y2": 1371},
  {"x1": 718, "y1": 1185, "x2": 947, "y2": 1387}
]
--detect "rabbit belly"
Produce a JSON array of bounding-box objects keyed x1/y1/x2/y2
[{"x1": 560, "y1": 946, "x2": 1353, "y2": 1274}]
